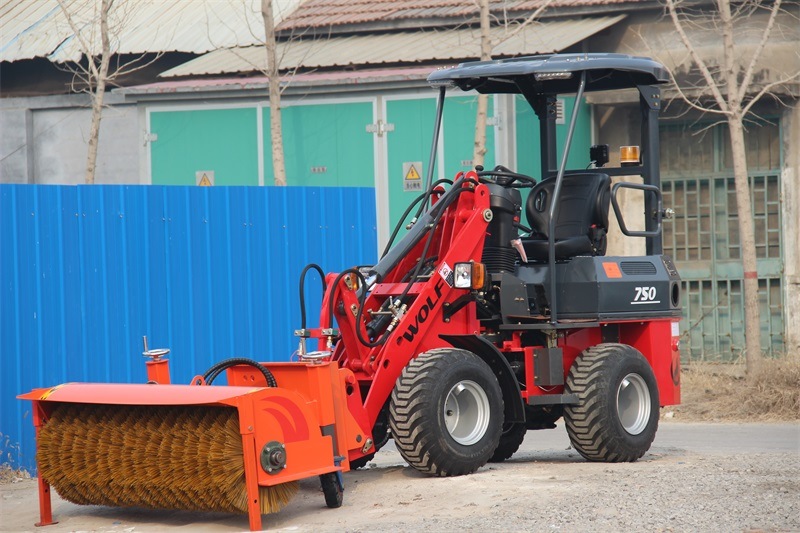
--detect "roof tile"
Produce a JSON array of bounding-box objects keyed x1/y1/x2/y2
[
  {"x1": 1, "y1": 0, "x2": 302, "y2": 62},
  {"x1": 278, "y1": 0, "x2": 636, "y2": 31}
]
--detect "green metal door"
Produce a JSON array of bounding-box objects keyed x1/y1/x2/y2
[
  {"x1": 515, "y1": 95, "x2": 592, "y2": 178},
  {"x1": 150, "y1": 107, "x2": 259, "y2": 185},
  {"x1": 385, "y1": 95, "x2": 495, "y2": 234},
  {"x1": 660, "y1": 120, "x2": 784, "y2": 360},
  {"x1": 263, "y1": 101, "x2": 375, "y2": 187},
  {"x1": 442, "y1": 96, "x2": 496, "y2": 178}
]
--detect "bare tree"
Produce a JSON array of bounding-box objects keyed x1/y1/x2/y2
[
  {"x1": 202, "y1": 0, "x2": 319, "y2": 186},
  {"x1": 473, "y1": 0, "x2": 553, "y2": 166},
  {"x1": 473, "y1": 0, "x2": 492, "y2": 167},
  {"x1": 261, "y1": 0, "x2": 287, "y2": 186},
  {"x1": 55, "y1": 0, "x2": 162, "y2": 184},
  {"x1": 664, "y1": 0, "x2": 799, "y2": 375}
]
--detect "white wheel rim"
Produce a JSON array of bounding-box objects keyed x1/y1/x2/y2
[
  {"x1": 443, "y1": 380, "x2": 491, "y2": 445},
  {"x1": 616, "y1": 373, "x2": 651, "y2": 435}
]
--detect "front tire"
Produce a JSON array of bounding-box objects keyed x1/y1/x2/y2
[
  {"x1": 390, "y1": 348, "x2": 504, "y2": 476},
  {"x1": 564, "y1": 343, "x2": 659, "y2": 462}
]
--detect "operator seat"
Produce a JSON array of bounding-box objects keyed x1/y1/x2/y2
[{"x1": 521, "y1": 172, "x2": 611, "y2": 262}]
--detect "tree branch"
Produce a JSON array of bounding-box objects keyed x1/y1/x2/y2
[
  {"x1": 664, "y1": 66, "x2": 729, "y2": 115},
  {"x1": 742, "y1": 69, "x2": 800, "y2": 116},
  {"x1": 56, "y1": 0, "x2": 99, "y2": 79},
  {"x1": 737, "y1": 0, "x2": 783, "y2": 103},
  {"x1": 666, "y1": 0, "x2": 730, "y2": 113},
  {"x1": 110, "y1": 51, "x2": 165, "y2": 79},
  {"x1": 493, "y1": 0, "x2": 553, "y2": 47},
  {"x1": 718, "y1": 0, "x2": 739, "y2": 109}
]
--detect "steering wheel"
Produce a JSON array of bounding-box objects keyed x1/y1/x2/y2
[{"x1": 476, "y1": 165, "x2": 537, "y2": 188}]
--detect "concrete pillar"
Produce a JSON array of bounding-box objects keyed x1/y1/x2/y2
[
  {"x1": 493, "y1": 94, "x2": 517, "y2": 170},
  {"x1": 782, "y1": 101, "x2": 800, "y2": 357},
  {"x1": 595, "y1": 103, "x2": 647, "y2": 257}
]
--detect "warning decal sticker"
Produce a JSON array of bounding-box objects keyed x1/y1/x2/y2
[
  {"x1": 403, "y1": 161, "x2": 423, "y2": 191},
  {"x1": 439, "y1": 262, "x2": 454, "y2": 287}
]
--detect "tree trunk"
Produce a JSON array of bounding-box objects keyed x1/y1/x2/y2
[
  {"x1": 472, "y1": 0, "x2": 491, "y2": 167},
  {"x1": 728, "y1": 114, "x2": 762, "y2": 374},
  {"x1": 719, "y1": 0, "x2": 762, "y2": 374},
  {"x1": 262, "y1": 0, "x2": 287, "y2": 186},
  {"x1": 663, "y1": 0, "x2": 787, "y2": 374},
  {"x1": 473, "y1": 95, "x2": 488, "y2": 167},
  {"x1": 85, "y1": 76, "x2": 105, "y2": 185},
  {"x1": 84, "y1": 0, "x2": 112, "y2": 185}
]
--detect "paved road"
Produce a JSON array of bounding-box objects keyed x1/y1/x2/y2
[
  {"x1": 655, "y1": 421, "x2": 799, "y2": 453},
  {"x1": 2, "y1": 421, "x2": 798, "y2": 532},
  {"x1": 521, "y1": 420, "x2": 800, "y2": 455}
]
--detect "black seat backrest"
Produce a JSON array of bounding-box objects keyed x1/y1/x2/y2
[{"x1": 525, "y1": 172, "x2": 611, "y2": 241}]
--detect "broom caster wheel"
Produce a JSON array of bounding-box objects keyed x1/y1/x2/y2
[{"x1": 320, "y1": 472, "x2": 343, "y2": 508}]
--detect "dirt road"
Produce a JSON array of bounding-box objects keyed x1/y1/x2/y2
[{"x1": 2, "y1": 421, "x2": 798, "y2": 532}]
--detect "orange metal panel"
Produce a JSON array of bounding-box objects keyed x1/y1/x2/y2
[
  {"x1": 18, "y1": 383, "x2": 265, "y2": 406},
  {"x1": 145, "y1": 359, "x2": 172, "y2": 384},
  {"x1": 335, "y1": 368, "x2": 373, "y2": 466},
  {"x1": 229, "y1": 361, "x2": 373, "y2": 475}
]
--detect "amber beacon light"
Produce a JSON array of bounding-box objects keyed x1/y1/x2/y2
[{"x1": 620, "y1": 145, "x2": 641, "y2": 166}]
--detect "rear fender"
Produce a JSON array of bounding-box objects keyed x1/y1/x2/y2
[{"x1": 440, "y1": 334, "x2": 525, "y2": 424}]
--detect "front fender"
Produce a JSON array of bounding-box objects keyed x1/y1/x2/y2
[{"x1": 440, "y1": 334, "x2": 525, "y2": 424}]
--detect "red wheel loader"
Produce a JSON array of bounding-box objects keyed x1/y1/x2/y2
[{"x1": 20, "y1": 53, "x2": 681, "y2": 530}]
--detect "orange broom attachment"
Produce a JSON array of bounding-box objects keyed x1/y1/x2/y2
[
  {"x1": 20, "y1": 360, "x2": 368, "y2": 531},
  {"x1": 37, "y1": 403, "x2": 298, "y2": 515}
]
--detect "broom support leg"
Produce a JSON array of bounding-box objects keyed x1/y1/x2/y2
[
  {"x1": 241, "y1": 434, "x2": 263, "y2": 531},
  {"x1": 35, "y1": 476, "x2": 57, "y2": 527},
  {"x1": 32, "y1": 410, "x2": 57, "y2": 527}
]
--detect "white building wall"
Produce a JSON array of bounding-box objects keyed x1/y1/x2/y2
[
  {"x1": 0, "y1": 107, "x2": 34, "y2": 183},
  {"x1": 1, "y1": 94, "x2": 141, "y2": 185}
]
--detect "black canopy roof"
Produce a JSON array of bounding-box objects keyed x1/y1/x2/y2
[{"x1": 427, "y1": 53, "x2": 669, "y2": 95}]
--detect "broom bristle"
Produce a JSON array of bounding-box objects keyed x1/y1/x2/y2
[
  {"x1": 38, "y1": 403, "x2": 298, "y2": 515},
  {"x1": 259, "y1": 480, "x2": 300, "y2": 514}
]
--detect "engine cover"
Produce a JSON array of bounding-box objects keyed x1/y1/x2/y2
[{"x1": 512, "y1": 255, "x2": 681, "y2": 320}]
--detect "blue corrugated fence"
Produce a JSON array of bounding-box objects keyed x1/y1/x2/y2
[{"x1": 0, "y1": 185, "x2": 377, "y2": 472}]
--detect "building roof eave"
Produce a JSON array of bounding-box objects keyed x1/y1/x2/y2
[{"x1": 115, "y1": 66, "x2": 437, "y2": 101}]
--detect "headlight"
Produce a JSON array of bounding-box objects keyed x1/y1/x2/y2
[{"x1": 454, "y1": 262, "x2": 486, "y2": 290}]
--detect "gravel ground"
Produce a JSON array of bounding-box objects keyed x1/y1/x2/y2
[{"x1": 2, "y1": 422, "x2": 798, "y2": 532}]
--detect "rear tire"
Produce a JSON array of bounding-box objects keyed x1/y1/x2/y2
[
  {"x1": 564, "y1": 343, "x2": 659, "y2": 462},
  {"x1": 489, "y1": 422, "x2": 526, "y2": 462},
  {"x1": 525, "y1": 404, "x2": 563, "y2": 430},
  {"x1": 390, "y1": 348, "x2": 504, "y2": 476}
]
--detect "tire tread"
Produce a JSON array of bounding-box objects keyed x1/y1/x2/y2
[
  {"x1": 390, "y1": 349, "x2": 502, "y2": 476},
  {"x1": 564, "y1": 343, "x2": 658, "y2": 463}
]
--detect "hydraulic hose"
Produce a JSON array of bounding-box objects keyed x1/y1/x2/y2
[
  {"x1": 202, "y1": 357, "x2": 277, "y2": 387},
  {"x1": 366, "y1": 183, "x2": 476, "y2": 346},
  {"x1": 332, "y1": 179, "x2": 476, "y2": 349},
  {"x1": 381, "y1": 193, "x2": 426, "y2": 259},
  {"x1": 398, "y1": 185, "x2": 475, "y2": 301},
  {"x1": 299, "y1": 263, "x2": 327, "y2": 330},
  {"x1": 326, "y1": 267, "x2": 387, "y2": 348},
  {"x1": 381, "y1": 178, "x2": 454, "y2": 258}
]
